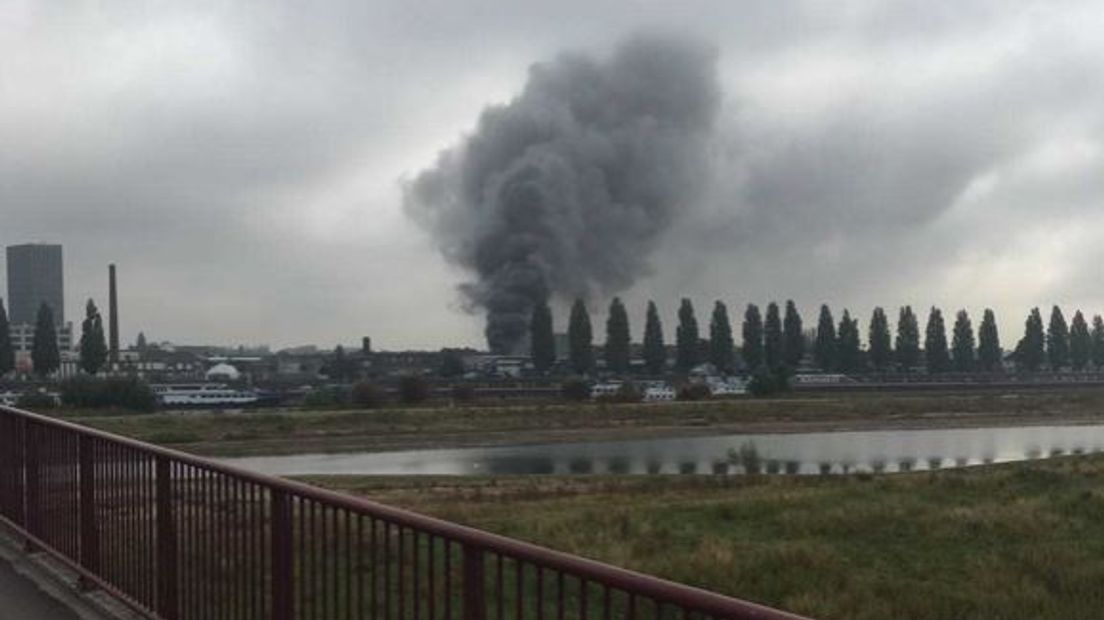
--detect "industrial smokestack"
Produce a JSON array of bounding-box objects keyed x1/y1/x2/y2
[
  {"x1": 108, "y1": 264, "x2": 119, "y2": 360},
  {"x1": 405, "y1": 34, "x2": 720, "y2": 353}
]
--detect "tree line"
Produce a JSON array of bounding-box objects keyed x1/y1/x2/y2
[
  {"x1": 531, "y1": 298, "x2": 1104, "y2": 376},
  {"x1": 0, "y1": 297, "x2": 109, "y2": 378}
]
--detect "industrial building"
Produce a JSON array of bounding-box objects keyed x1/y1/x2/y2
[
  {"x1": 6, "y1": 243, "x2": 65, "y2": 326},
  {"x1": 3, "y1": 244, "x2": 76, "y2": 375}
]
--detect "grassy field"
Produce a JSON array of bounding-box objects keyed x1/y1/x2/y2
[
  {"x1": 58, "y1": 388, "x2": 1104, "y2": 456},
  {"x1": 304, "y1": 455, "x2": 1104, "y2": 620}
]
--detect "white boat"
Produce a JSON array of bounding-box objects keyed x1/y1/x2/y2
[
  {"x1": 709, "y1": 378, "x2": 748, "y2": 397},
  {"x1": 591, "y1": 382, "x2": 623, "y2": 399},
  {"x1": 151, "y1": 383, "x2": 260, "y2": 407},
  {"x1": 643, "y1": 384, "x2": 676, "y2": 401}
]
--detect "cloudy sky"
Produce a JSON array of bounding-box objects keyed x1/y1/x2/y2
[{"x1": 3, "y1": 1, "x2": 1104, "y2": 351}]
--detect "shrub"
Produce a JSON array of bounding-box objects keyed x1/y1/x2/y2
[
  {"x1": 730, "y1": 442, "x2": 762, "y2": 474},
  {"x1": 16, "y1": 391, "x2": 58, "y2": 410},
  {"x1": 747, "y1": 366, "x2": 791, "y2": 397},
  {"x1": 59, "y1": 375, "x2": 157, "y2": 412},
  {"x1": 677, "y1": 382, "x2": 711, "y2": 401},
  {"x1": 350, "y1": 381, "x2": 385, "y2": 408},
  {"x1": 302, "y1": 386, "x2": 348, "y2": 408},
  {"x1": 561, "y1": 379, "x2": 591, "y2": 401},
  {"x1": 397, "y1": 375, "x2": 431, "y2": 404},
  {"x1": 615, "y1": 382, "x2": 643, "y2": 403},
  {"x1": 595, "y1": 382, "x2": 643, "y2": 404}
]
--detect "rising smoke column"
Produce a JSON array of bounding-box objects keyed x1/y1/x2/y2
[{"x1": 405, "y1": 35, "x2": 720, "y2": 353}]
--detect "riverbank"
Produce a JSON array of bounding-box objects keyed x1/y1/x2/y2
[
  {"x1": 64, "y1": 387, "x2": 1104, "y2": 456},
  {"x1": 303, "y1": 454, "x2": 1104, "y2": 620}
]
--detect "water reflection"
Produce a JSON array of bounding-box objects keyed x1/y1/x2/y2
[
  {"x1": 568, "y1": 458, "x2": 592, "y2": 474},
  {"x1": 223, "y1": 423, "x2": 1104, "y2": 477},
  {"x1": 609, "y1": 457, "x2": 631, "y2": 474}
]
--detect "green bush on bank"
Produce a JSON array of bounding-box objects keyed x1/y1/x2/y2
[
  {"x1": 561, "y1": 379, "x2": 591, "y2": 401},
  {"x1": 60, "y1": 375, "x2": 158, "y2": 413},
  {"x1": 16, "y1": 391, "x2": 58, "y2": 410},
  {"x1": 302, "y1": 385, "x2": 350, "y2": 408},
  {"x1": 747, "y1": 366, "x2": 791, "y2": 397}
]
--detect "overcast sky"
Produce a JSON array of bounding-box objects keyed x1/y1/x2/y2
[{"x1": 3, "y1": 1, "x2": 1104, "y2": 351}]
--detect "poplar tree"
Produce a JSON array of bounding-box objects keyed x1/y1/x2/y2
[
  {"x1": 1047, "y1": 306, "x2": 1069, "y2": 370},
  {"x1": 1069, "y1": 310, "x2": 1091, "y2": 371},
  {"x1": 764, "y1": 302, "x2": 783, "y2": 371},
  {"x1": 742, "y1": 304, "x2": 764, "y2": 370},
  {"x1": 79, "y1": 299, "x2": 108, "y2": 375},
  {"x1": 868, "y1": 307, "x2": 892, "y2": 371},
  {"x1": 675, "y1": 298, "x2": 700, "y2": 372},
  {"x1": 31, "y1": 303, "x2": 60, "y2": 378},
  {"x1": 924, "y1": 307, "x2": 950, "y2": 373},
  {"x1": 529, "y1": 300, "x2": 555, "y2": 373},
  {"x1": 895, "y1": 306, "x2": 920, "y2": 372},
  {"x1": 1092, "y1": 315, "x2": 1104, "y2": 369},
  {"x1": 1018, "y1": 308, "x2": 1045, "y2": 371},
  {"x1": 782, "y1": 300, "x2": 805, "y2": 369},
  {"x1": 708, "y1": 301, "x2": 735, "y2": 374},
  {"x1": 977, "y1": 309, "x2": 1002, "y2": 371},
  {"x1": 567, "y1": 299, "x2": 593, "y2": 374},
  {"x1": 642, "y1": 301, "x2": 666, "y2": 374},
  {"x1": 951, "y1": 309, "x2": 975, "y2": 372},
  {"x1": 813, "y1": 305, "x2": 837, "y2": 371},
  {"x1": 0, "y1": 299, "x2": 13, "y2": 377},
  {"x1": 329, "y1": 345, "x2": 356, "y2": 382},
  {"x1": 836, "y1": 310, "x2": 861, "y2": 372},
  {"x1": 604, "y1": 298, "x2": 630, "y2": 374}
]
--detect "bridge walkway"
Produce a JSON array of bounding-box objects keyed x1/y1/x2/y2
[{"x1": 0, "y1": 554, "x2": 80, "y2": 619}]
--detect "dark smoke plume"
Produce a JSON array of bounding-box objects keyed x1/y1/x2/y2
[{"x1": 405, "y1": 35, "x2": 720, "y2": 353}]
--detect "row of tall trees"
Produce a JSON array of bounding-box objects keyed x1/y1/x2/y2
[
  {"x1": 0, "y1": 298, "x2": 111, "y2": 378},
  {"x1": 538, "y1": 298, "x2": 806, "y2": 375},
  {"x1": 802, "y1": 304, "x2": 1104, "y2": 373},
  {"x1": 533, "y1": 298, "x2": 1104, "y2": 376},
  {"x1": 812, "y1": 304, "x2": 1010, "y2": 373},
  {"x1": 1014, "y1": 307, "x2": 1104, "y2": 371}
]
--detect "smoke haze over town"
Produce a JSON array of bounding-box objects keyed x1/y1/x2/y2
[{"x1": 4, "y1": 1, "x2": 1104, "y2": 350}]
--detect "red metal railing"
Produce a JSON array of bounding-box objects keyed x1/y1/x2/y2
[{"x1": 0, "y1": 404, "x2": 811, "y2": 620}]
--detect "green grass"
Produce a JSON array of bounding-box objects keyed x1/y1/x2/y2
[
  {"x1": 54, "y1": 388, "x2": 1104, "y2": 456},
  {"x1": 304, "y1": 456, "x2": 1104, "y2": 620}
]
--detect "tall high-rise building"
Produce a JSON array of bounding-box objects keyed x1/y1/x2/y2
[{"x1": 6, "y1": 243, "x2": 64, "y2": 326}]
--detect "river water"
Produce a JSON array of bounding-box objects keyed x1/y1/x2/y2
[{"x1": 221, "y1": 424, "x2": 1104, "y2": 477}]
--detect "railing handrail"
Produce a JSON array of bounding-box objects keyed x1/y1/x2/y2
[{"x1": 0, "y1": 404, "x2": 812, "y2": 620}]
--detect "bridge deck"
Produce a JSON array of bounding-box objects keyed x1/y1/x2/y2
[{"x1": 0, "y1": 555, "x2": 79, "y2": 619}]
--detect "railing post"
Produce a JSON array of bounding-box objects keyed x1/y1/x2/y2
[
  {"x1": 78, "y1": 436, "x2": 99, "y2": 589},
  {"x1": 463, "y1": 544, "x2": 486, "y2": 620},
  {"x1": 6, "y1": 417, "x2": 27, "y2": 528},
  {"x1": 155, "y1": 457, "x2": 179, "y2": 619},
  {"x1": 271, "y1": 491, "x2": 294, "y2": 620},
  {"x1": 23, "y1": 420, "x2": 39, "y2": 548}
]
